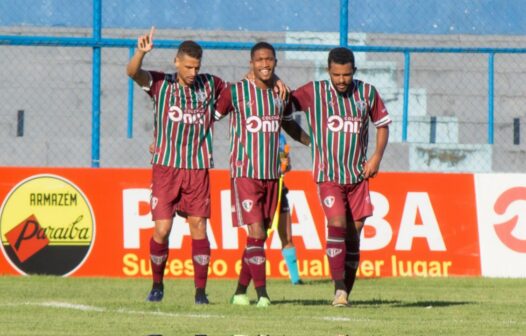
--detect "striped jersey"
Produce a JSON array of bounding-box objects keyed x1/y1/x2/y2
[
  {"x1": 215, "y1": 79, "x2": 292, "y2": 179},
  {"x1": 291, "y1": 79, "x2": 391, "y2": 184},
  {"x1": 144, "y1": 71, "x2": 227, "y2": 169}
]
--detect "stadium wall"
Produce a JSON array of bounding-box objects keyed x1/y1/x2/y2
[{"x1": 1, "y1": 168, "x2": 524, "y2": 278}]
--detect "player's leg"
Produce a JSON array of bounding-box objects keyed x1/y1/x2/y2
[
  {"x1": 344, "y1": 180, "x2": 373, "y2": 301},
  {"x1": 278, "y1": 191, "x2": 302, "y2": 284},
  {"x1": 147, "y1": 219, "x2": 173, "y2": 302},
  {"x1": 187, "y1": 215, "x2": 210, "y2": 304},
  {"x1": 344, "y1": 217, "x2": 363, "y2": 298},
  {"x1": 180, "y1": 169, "x2": 212, "y2": 304},
  {"x1": 230, "y1": 177, "x2": 256, "y2": 305},
  {"x1": 147, "y1": 165, "x2": 179, "y2": 302},
  {"x1": 246, "y1": 221, "x2": 271, "y2": 307},
  {"x1": 318, "y1": 182, "x2": 349, "y2": 307}
]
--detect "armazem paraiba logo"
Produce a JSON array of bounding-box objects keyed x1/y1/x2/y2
[{"x1": 0, "y1": 174, "x2": 95, "y2": 276}]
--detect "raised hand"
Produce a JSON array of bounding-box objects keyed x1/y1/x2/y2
[{"x1": 137, "y1": 26, "x2": 155, "y2": 53}]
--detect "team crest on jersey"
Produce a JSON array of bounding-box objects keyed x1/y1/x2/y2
[
  {"x1": 242, "y1": 200, "x2": 254, "y2": 212},
  {"x1": 356, "y1": 100, "x2": 367, "y2": 114},
  {"x1": 151, "y1": 196, "x2": 158, "y2": 210},
  {"x1": 248, "y1": 256, "x2": 266, "y2": 265},
  {"x1": 326, "y1": 248, "x2": 343, "y2": 258},
  {"x1": 196, "y1": 90, "x2": 207, "y2": 103},
  {"x1": 193, "y1": 254, "x2": 210, "y2": 266},
  {"x1": 323, "y1": 196, "x2": 335, "y2": 208}
]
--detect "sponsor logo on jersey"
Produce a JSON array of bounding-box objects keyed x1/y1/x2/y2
[
  {"x1": 326, "y1": 248, "x2": 343, "y2": 258},
  {"x1": 246, "y1": 115, "x2": 280, "y2": 133},
  {"x1": 248, "y1": 256, "x2": 266, "y2": 265},
  {"x1": 323, "y1": 196, "x2": 335, "y2": 208},
  {"x1": 0, "y1": 175, "x2": 95, "y2": 276},
  {"x1": 193, "y1": 254, "x2": 210, "y2": 266},
  {"x1": 327, "y1": 115, "x2": 362, "y2": 133},
  {"x1": 168, "y1": 105, "x2": 205, "y2": 124},
  {"x1": 242, "y1": 200, "x2": 254, "y2": 212}
]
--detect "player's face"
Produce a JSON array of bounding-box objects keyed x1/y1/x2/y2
[
  {"x1": 175, "y1": 54, "x2": 201, "y2": 86},
  {"x1": 328, "y1": 62, "x2": 354, "y2": 94},
  {"x1": 251, "y1": 48, "x2": 276, "y2": 87}
]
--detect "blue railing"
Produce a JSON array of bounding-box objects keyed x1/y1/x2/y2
[{"x1": 1, "y1": 0, "x2": 525, "y2": 166}]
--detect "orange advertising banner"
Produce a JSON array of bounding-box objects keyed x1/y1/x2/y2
[{"x1": 0, "y1": 168, "x2": 481, "y2": 279}]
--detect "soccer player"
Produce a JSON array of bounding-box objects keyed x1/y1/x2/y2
[
  {"x1": 277, "y1": 133, "x2": 303, "y2": 285},
  {"x1": 215, "y1": 42, "x2": 308, "y2": 307},
  {"x1": 126, "y1": 27, "x2": 228, "y2": 304},
  {"x1": 289, "y1": 47, "x2": 391, "y2": 307}
]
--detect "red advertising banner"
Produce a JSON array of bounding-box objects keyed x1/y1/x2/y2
[{"x1": 0, "y1": 168, "x2": 481, "y2": 279}]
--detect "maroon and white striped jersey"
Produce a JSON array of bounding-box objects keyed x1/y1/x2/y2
[
  {"x1": 291, "y1": 79, "x2": 391, "y2": 184},
  {"x1": 144, "y1": 71, "x2": 227, "y2": 169},
  {"x1": 215, "y1": 79, "x2": 292, "y2": 179}
]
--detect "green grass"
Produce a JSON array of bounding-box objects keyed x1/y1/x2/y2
[{"x1": 0, "y1": 275, "x2": 525, "y2": 335}]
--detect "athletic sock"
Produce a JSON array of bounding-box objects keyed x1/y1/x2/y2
[
  {"x1": 149, "y1": 237, "x2": 168, "y2": 285},
  {"x1": 255, "y1": 286, "x2": 269, "y2": 300},
  {"x1": 246, "y1": 237, "x2": 267, "y2": 288},
  {"x1": 326, "y1": 226, "x2": 347, "y2": 282},
  {"x1": 238, "y1": 248, "x2": 252, "y2": 290},
  {"x1": 345, "y1": 234, "x2": 360, "y2": 295},
  {"x1": 192, "y1": 238, "x2": 211, "y2": 290},
  {"x1": 282, "y1": 247, "x2": 301, "y2": 284}
]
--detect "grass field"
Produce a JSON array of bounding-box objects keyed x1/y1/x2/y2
[{"x1": 0, "y1": 275, "x2": 525, "y2": 336}]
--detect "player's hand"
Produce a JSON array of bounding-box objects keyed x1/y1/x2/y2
[
  {"x1": 137, "y1": 26, "x2": 155, "y2": 53},
  {"x1": 274, "y1": 78, "x2": 289, "y2": 101},
  {"x1": 148, "y1": 143, "x2": 155, "y2": 155},
  {"x1": 362, "y1": 155, "x2": 381, "y2": 179}
]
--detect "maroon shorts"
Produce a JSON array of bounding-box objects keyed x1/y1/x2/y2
[
  {"x1": 231, "y1": 177, "x2": 279, "y2": 227},
  {"x1": 317, "y1": 180, "x2": 373, "y2": 221},
  {"x1": 151, "y1": 164, "x2": 210, "y2": 220}
]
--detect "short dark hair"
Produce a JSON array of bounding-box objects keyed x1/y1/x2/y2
[
  {"x1": 177, "y1": 40, "x2": 203, "y2": 59},
  {"x1": 250, "y1": 41, "x2": 276, "y2": 59},
  {"x1": 328, "y1": 47, "x2": 356, "y2": 68}
]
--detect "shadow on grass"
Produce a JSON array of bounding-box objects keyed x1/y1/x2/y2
[
  {"x1": 392, "y1": 300, "x2": 474, "y2": 308},
  {"x1": 272, "y1": 298, "x2": 473, "y2": 307}
]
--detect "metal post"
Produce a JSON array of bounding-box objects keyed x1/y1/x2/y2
[
  {"x1": 430, "y1": 116, "x2": 437, "y2": 144},
  {"x1": 339, "y1": 0, "x2": 349, "y2": 47},
  {"x1": 127, "y1": 47, "x2": 135, "y2": 139},
  {"x1": 513, "y1": 118, "x2": 520, "y2": 145},
  {"x1": 91, "y1": 0, "x2": 102, "y2": 167},
  {"x1": 488, "y1": 53, "x2": 494, "y2": 145},
  {"x1": 402, "y1": 51, "x2": 411, "y2": 142},
  {"x1": 17, "y1": 110, "x2": 24, "y2": 137}
]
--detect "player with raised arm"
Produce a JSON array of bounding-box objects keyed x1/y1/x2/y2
[
  {"x1": 215, "y1": 42, "x2": 308, "y2": 307},
  {"x1": 289, "y1": 47, "x2": 390, "y2": 307},
  {"x1": 126, "y1": 27, "x2": 227, "y2": 304}
]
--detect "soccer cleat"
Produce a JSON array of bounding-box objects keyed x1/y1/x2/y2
[
  {"x1": 332, "y1": 289, "x2": 349, "y2": 307},
  {"x1": 292, "y1": 279, "x2": 304, "y2": 285},
  {"x1": 146, "y1": 288, "x2": 164, "y2": 302},
  {"x1": 256, "y1": 297, "x2": 271, "y2": 308},
  {"x1": 230, "y1": 294, "x2": 250, "y2": 306},
  {"x1": 195, "y1": 292, "x2": 210, "y2": 305}
]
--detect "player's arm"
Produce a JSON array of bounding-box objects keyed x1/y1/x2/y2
[
  {"x1": 362, "y1": 126, "x2": 389, "y2": 179},
  {"x1": 281, "y1": 118, "x2": 310, "y2": 147},
  {"x1": 214, "y1": 84, "x2": 234, "y2": 121},
  {"x1": 126, "y1": 27, "x2": 155, "y2": 88}
]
